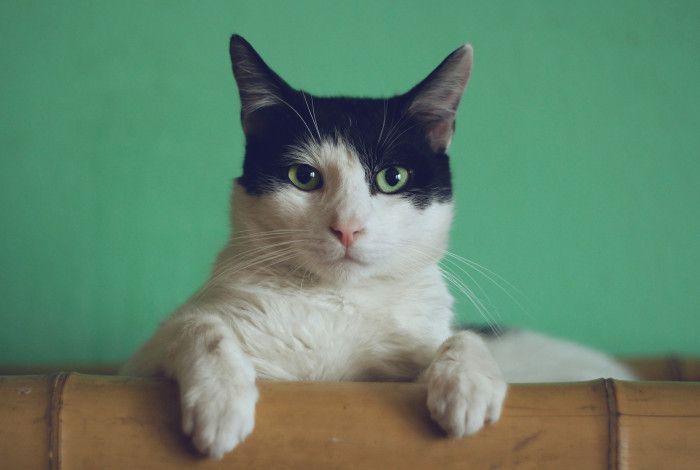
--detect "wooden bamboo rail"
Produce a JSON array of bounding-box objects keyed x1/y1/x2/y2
[{"x1": 1, "y1": 373, "x2": 699, "y2": 469}]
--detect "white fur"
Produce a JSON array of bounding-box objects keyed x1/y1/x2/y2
[
  {"x1": 422, "y1": 331, "x2": 507, "y2": 437},
  {"x1": 485, "y1": 330, "x2": 636, "y2": 382},
  {"x1": 123, "y1": 138, "x2": 633, "y2": 458}
]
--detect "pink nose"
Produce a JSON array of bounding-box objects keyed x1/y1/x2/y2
[{"x1": 330, "y1": 223, "x2": 364, "y2": 248}]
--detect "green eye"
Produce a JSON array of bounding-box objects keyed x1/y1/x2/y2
[
  {"x1": 288, "y1": 164, "x2": 322, "y2": 191},
  {"x1": 376, "y1": 166, "x2": 410, "y2": 194}
]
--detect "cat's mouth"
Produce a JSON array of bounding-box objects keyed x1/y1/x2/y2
[
  {"x1": 341, "y1": 252, "x2": 366, "y2": 264},
  {"x1": 312, "y1": 244, "x2": 372, "y2": 276},
  {"x1": 328, "y1": 250, "x2": 368, "y2": 267}
]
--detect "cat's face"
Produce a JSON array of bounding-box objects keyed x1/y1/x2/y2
[{"x1": 228, "y1": 35, "x2": 472, "y2": 284}]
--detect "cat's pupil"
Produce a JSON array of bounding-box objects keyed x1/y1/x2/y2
[
  {"x1": 385, "y1": 167, "x2": 402, "y2": 187},
  {"x1": 297, "y1": 166, "x2": 316, "y2": 184}
]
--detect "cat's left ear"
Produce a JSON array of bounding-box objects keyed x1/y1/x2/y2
[
  {"x1": 229, "y1": 34, "x2": 294, "y2": 136},
  {"x1": 405, "y1": 44, "x2": 473, "y2": 152}
]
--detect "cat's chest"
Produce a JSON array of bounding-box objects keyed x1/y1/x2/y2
[{"x1": 227, "y1": 278, "x2": 452, "y2": 381}]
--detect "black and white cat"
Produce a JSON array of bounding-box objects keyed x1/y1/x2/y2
[{"x1": 123, "y1": 35, "x2": 634, "y2": 459}]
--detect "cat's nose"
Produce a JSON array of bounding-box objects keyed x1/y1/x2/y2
[{"x1": 330, "y1": 223, "x2": 364, "y2": 248}]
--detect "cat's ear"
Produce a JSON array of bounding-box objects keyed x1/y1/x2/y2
[
  {"x1": 229, "y1": 34, "x2": 293, "y2": 135},
  {"x1": 405, "y1": 44, "x2": 473, "y2": 152}
]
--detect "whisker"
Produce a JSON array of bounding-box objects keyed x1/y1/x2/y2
[
  {"x1": 440, "y1": 257, "x2": 495, "y2": 314},
  {"x1": 310, "y1": 95, "x2": 322, "y2": 143},
  {"x1": 301, "y1": 91, "x2": 322, "y2": 143},
  {"x1": 380, "y1": 108, "x2": 410, "y2": 150},
  {"x1": 440, "y1": 265, "x2": 503, "y2": 335},
  {"x1": 196, "y1": 241, "x2": 309, "y2": 299},
  {"x1": 443, "y1": 251, "x2": 532, "y2": 317},
  {"x1": 232, "y1": 228, "x2": 308, "y2": 235},
  {"x1": 194, "y1": 253, "x2": 296, "y2": 301},
  {"x1": 387, "y1": 240, "x2": 530, "y2": 319},
  {"x1": 275, "y1": 95, "x2": 318, "y2": 145},
  {"x1": 216, "y1": 241, "x2": 306, "y2": 274},
  {"x1": 298, "y1": 266, "x2": 314, "y2": 292},
  {"x1": 377, "y1": 99, "x2": 388, "y2": 146},
  {"x1": 392, "y1": 243, "x2": 502, "y2": 333}
]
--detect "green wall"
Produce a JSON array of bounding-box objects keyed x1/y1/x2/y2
[{"x1": 1, "y1": 1, "x2": 698, "y2": 366}]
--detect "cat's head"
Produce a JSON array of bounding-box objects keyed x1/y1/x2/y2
[{"x1": 228, "y1": 35, "x2": 472, "y2": 284}]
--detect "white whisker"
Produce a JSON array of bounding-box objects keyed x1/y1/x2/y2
[
  {"x1": 276, "y1": 95, "x2": 318, "y2": 145},
  {"x1": 302, "y1": 91, "x2": 322, "y2": 143},
  {"x1": 377, "y1": 99, "x2": 388, "y2": 146},
  {"x1": 443, "y1": 250, "x2": 532, "y2": 318}
]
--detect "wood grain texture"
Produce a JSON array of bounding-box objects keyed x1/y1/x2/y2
[
  {"x1": 1, "y1": 373, "x2": 698, "y2": 469},
  {"x1": 0, "y1": 375, "x2": 51, "y2": 470},
  {"x1": 616, "y1": 381, "x2": 700, "y2": 470}
]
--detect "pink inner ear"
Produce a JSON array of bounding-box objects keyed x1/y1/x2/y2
[{"x1": 426, "y1": 120, "x2": 455, "y2": 152}]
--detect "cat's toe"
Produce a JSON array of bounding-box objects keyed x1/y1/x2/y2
[
  {"x1": 181, "y1": 381, "x2": 258, "y2": 459},
  {"x1": 425, "y1": 362, "x2": 507, "y2": 438},
  {"x1": 485, "y1": 382, "x2": 507, "y2": 423}
]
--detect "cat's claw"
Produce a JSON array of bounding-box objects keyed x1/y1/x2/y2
[
  {"x1": 180, "y1": 380, "x2": 258, "y2": 459},
  {"x1": 424, "y1": 332, "x2": 507, "y2": 437}
]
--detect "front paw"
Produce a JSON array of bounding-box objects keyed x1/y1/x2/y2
[
  {"x1": 180, "y1": 379, "x2": 258, "y2": 459},
  {"x1": 425, "y1": 359, "x2": 507, "y2": 438}
]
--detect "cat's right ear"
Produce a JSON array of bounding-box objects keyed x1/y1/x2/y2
[
  {"x1": 404, "y1": 44, "x2": 473, "y2": 153},
  {"x1": 229, "y1": 35, "x2": 292, "y2": 135}
]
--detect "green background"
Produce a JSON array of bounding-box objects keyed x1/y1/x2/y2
[{"x1": 1, "y1": 1, "x2": 698, "y2": 366}]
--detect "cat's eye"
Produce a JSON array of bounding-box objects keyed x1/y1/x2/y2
[
  {"x1": 376, "y1": 166, "x2": 410, "y2": 194},
  {"x1": 288, "y1": 164, "x2": 323, "y2": 191}
]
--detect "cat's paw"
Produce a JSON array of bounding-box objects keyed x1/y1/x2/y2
[
  {"x1": 425, "y1": 361, "x2": 507, "y2": 437},
  {"x1": 424, "y1": 333, "x2": 507, "y2": 437},
  {"x1": 180, "y1": 379, "x2": 258, "y2": 459}
]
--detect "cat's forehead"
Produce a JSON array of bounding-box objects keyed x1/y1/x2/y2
[
  {"x1": 286, "y1": 137, "x2": 358, "y2": 167},
  {"x1": 300, "y1": 95, "x2": 400, "y2": 149},
  {"x1": 284, "y1": 94, "x2": 425, "y2": 168}
]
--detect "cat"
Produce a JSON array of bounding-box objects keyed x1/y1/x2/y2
[{"x1": 122, "y1": 34, "x2": 635, "y2": 459}]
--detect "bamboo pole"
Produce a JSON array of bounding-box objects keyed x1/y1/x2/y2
[{"x1": 1, "y1": 374, "x2": 699, "y2": 469}]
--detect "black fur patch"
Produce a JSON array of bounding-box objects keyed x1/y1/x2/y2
[
  {"x1": 229, "y1": 35, "x2": 467, "y2": 209},
  {"x1": 237, "y1": 93, "x2": 453, "y2": 209}
]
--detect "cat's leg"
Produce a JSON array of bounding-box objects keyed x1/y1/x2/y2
[
  {"x1": 421, "y1": 330, "x2": 507, "y2": 437},
  {"x1": 122, "y1": 309, "x2": 258, "y2": 459}
]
